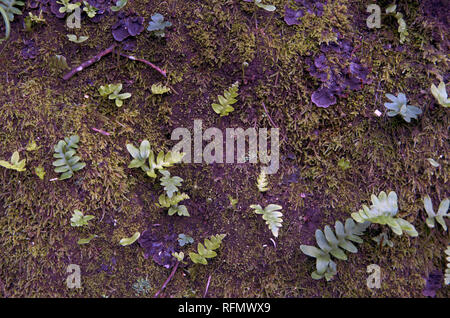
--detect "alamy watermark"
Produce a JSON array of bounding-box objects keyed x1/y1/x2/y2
[
  {"x1": 366, "y1": 264, "x2": 381, "y2": 289},
  {"x1": 66, "y1": 264, "x2": 81, "y2": 289},
  {"x1": 170, "y1": 120, "x2": 280, "y2": 174}
]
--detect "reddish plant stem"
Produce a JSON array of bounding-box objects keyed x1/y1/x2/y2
[
  {"x1": 63, "y1": 44, "x2": 117, "y2": 81},
  {"x1": 154, "y1": 260, "x2": 179, "y2": 298},
  {"x1": 118, "y1": 53, "x2": 167, "y2": 77},
  {"x1": 203, "y1": 274, "x2": 211, "y2": 298},
  {"x1": 63, "y1": 44, "x2": 167, "y2": 80}
]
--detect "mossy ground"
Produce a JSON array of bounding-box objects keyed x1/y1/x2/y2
[{"x1": 0, "y1": 0, "x2": 448, "y2": 297}]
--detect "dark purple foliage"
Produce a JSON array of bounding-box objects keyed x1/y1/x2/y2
[
  {"x1": 311, "y1": 88, "x2": 336, "y2": 108},
  {"x1": 422, "y1": 270, "x2": 443, "y2": 297},
  {"x1": 138, "y1": 224, "x2": 178, "y2": 269},
  {"x1": 307, "y1": 37, "x2": 371, "y2": 108},
  {"x1": 112, "y1": 12, "x2": 144, "y2": 42},
  {"x1": 284, "y1": 6, "x2": 304, "y2": 25},
  {"x1": 21, "y1": 40, "x2": 38, "y2": 60},
  {"x1": 49, "y1": 0, "x2": 65, "y2": 18}
]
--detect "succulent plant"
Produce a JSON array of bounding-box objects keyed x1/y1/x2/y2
[
  {"x1": 430, "y1": 81, "x2": 450, "y2": 108},
  {"x1": 351, "y1": 191, "x2": 418, "y2": 237},
  {"x1": 384, "y1": 93, "x2": 422, "y2": 122},
  {"x1": 423, "y1": 195, "x2": 449, "y2": 231},
  {"x1": 0, "y1": 0, "x2": 25, "y2": 42}
]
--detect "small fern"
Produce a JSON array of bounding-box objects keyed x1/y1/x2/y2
[
  {"x1": 189, "y1": 234, "x2": 226, "y2": 265},
  {"x1": 250, "y1": 204, "x2": 283, "y2": 237},
  {"x1": 211, "y1": 82, "x2": 239, "y2": 117},
  {"x1": 52, "y1": 135, "x2": 86, "y2": 180},
  {"x1": 351, "y1": 191, "x2": 418, "y2": 237},
  {"x1": 157, "y1": 192, "x2": 190, "y2": 216},
  {"x1": 423, "y1": 195, "x2": 449, "y2": 231},
  {"x1": 300, "y1": 218, "x2": 370, "y2": 281},
  {"x1": 256, "y1": 169, "x2": 269, "y2": 192},
  {"x1": 0, "y1": 151, "x2": 26, "y2": 172},
  {"x1": 0, "y1": 0, "x2": 24, "y2": 42},
  {"x1": 127, "y1": 140, "x2": 185, "y2": 178}
]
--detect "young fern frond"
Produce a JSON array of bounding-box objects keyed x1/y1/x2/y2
[
  {"x1": 52, "y1": 135, "x2": 86, "y2": 180},
  {"x1": 351, "y1": 191, "x2": 418, "y2": 237},
  {"x1": 423, "y1": 195, "x2": 449, "y2": 231},
  {"x1": 300, "y1": 218, "x2": 370, "y2": 281},
  {"x1": 211, "y1": 82, "x2": 239, "y2": 117},
  {"x1": 0, "y1": 151, "x2": 26, "y2": 172},
  {"x1": 250, "y1": 204, "x2": 283, "y2": 237},
  {"x1": 256, "y1": 169, "x2": 269, "y2": 192},
  {"x1": 189, "y1": 234, "x2": 226, "y2": 265}
]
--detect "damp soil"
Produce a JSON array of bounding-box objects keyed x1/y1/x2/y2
[{"x1": 0, "y1": 0, "x2": 448, "y2": 298}]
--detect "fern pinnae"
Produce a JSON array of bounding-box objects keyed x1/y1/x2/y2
[
  {"x1": 52, "y1": 135, "x2": 86, "y2": 180},
  {"x1": 211, "y1": 81, "x2": 239, "y2": 117},
  {"x1": 256, "y1": 169, "x2": 269, "y2": 192},
  {"x1": 189, "y1": 234, "x2": 226, "y2": 265},
  {"x1": 250, "y1": 204, "x2": 283, "y2": 238},
  {"x1": 301, "y1": 218, "x2": 369, "y2": 281}
]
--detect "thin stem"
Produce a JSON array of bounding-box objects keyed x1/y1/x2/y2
[{"x1": 154, "y1": 260, "x2": 179, "y2": 298}]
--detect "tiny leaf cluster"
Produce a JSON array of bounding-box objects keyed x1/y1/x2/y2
[
  {"x1": 99, "y1": 83, "x2": 131, "y2": 107},
  {"x1": 384, "y1": 93, "x2": 422, "y2": 123},
  {"x1": 147, "y1": 13, "x2": 172, "y2": 37},
  {"x1": 70, "y1": 209, "x2": 95, "y2": 227}
]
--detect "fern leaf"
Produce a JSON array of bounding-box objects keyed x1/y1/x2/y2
[
  {"x1": 300, "y1": 218, "x2": 369, "y2": 281},
  {"x1": 250, "y1": 204, "x2": 283, "y2": 237},
  {"x1": 256, "y1": 169, "x2": 269, "y2": 192},
  {"x1": 211, "y1": 82, "x2": 239, "y2": 117},
  {"x1": 351, "y1": 191, "x2": 418, "y2": 237},
  {"x1": 189, "y1": 234, "x2": 226, "y2": 265},
  {"x1": 52, "y1": 135, "x2": 86, "y2": 180}
]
